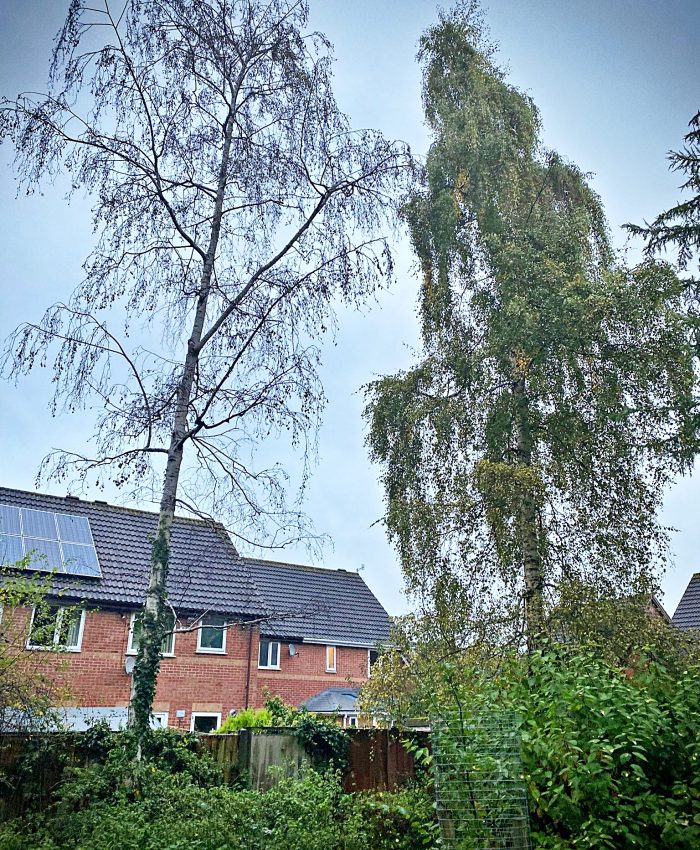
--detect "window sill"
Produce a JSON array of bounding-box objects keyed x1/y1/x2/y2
[
  {"x1": 26, "y1": 644, "x2": 81, "y2": 653},
  {"x1": 258, "y1": 665, "x2": 281, "y2": 671},
  {"x1": 325, "y1": 669, "x2": 337, "y2": 674},
  {"x1": 195, "y1": 648, "x2": 227, "y2": 655}
]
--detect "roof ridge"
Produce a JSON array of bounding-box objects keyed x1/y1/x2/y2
[
  {"x1": 245, "y1": 556, "x2": 359, "y2": 576},
  {"x1": 0, "y1": 485, "x2": 225, "y2": 529}
]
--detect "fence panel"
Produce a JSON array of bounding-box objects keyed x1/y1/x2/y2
[{"x1": 0, "y1": 727, "x2": 426, "y2": 819}]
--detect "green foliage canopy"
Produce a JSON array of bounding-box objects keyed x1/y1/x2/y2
[
  {"x1": 216, "y1": 707, "x2": 273, "y2": 733},
  {"x1": 460, "y1": 646, "x2": 700, "y2": 850},
  {"x1": 363, "y1": 636, "x2": 700, "y2": 850},
  {"x1": 365, "y1": 5, "x2": 698, "y2": 650}
]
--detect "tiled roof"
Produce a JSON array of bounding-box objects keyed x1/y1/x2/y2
[
  {"x1": 302, "y1": 687, "x2": 360, "y2": 713},
  {"x1": 245, "y1": 557, "x2": 391, "y2": 647},
  {"x1": 672, "y1": 573, "x2": 700, "y2": 630},
  {"x1": 0, "y1": 488, "x2": 393, "y2": 645},
  {"x1": 0, "y1": 486, "x2": 263, "y2": 618}
]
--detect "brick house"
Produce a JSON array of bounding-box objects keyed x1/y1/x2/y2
[{"x1": 0, "y1": 487, "x2": 390, "y2": 732}]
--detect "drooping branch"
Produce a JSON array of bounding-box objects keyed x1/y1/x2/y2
[{"x1": 2, "y1": 0, "x2": 411, "y2": 739}]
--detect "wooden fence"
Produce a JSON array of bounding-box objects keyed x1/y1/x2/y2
[{"x1": 0, "y1": 728, "x2": 427, "y2": 819}]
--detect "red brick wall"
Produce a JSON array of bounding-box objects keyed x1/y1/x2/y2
[
  {"x1": 251, "y1": 641, "x2": 369, "y2": 708},
  {"x1": 6, "y1": 606, "x2": 369, "y2": 729}
]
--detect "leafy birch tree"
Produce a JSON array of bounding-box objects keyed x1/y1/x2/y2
[
  {"x1": 1, "y1": 0, "x2": 410, "y2": 736},
  {"x1": 365, "y1": 5, "x2": 698, "y2": 654}
]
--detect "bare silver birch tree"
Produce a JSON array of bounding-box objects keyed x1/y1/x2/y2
[{"x1": 1, "y1": 0, "x2": 410, "y2": 737}]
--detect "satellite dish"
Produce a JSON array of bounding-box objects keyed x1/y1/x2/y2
[
  {"x1": 124, "y1": 655, "x2": 136, "y2": 675},
  {"x1": 288, "y1": 643, "x2": 297, "y2": 657}
]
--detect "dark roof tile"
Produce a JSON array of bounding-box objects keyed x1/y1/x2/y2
[
  {"x1": 0, "y1": 487, "x2": 263, "y2": 617},
  {"x1": 672, "y1": 572, "x2": 700, "y2": 630},
  {"x1": 302, "y1": 687, "x2": 360, "y2": 713},
  {"x1": 1, "y1": 489, "x2": 393, "y2": 645},
  {"x1": 245, "y1": 557, "x2": 390, "y2": 646}
]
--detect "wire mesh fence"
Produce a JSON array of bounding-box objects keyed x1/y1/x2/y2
[{"x1": 431, "y1": 711, "x2": 532, "y2": 850}]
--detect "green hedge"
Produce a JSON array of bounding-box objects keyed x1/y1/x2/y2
[{"x1": 0, "y1": 763, "x2": 438, "y2": 850}]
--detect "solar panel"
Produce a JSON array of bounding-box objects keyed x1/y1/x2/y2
[
  {"x1": 0, "y1": 504, "x2": 102, "y2": 578},
  {"x1": 22, "y1": 508, "x2": 57, "y2": 539},
  {"x1": 23, "y1": 537, "x2": 63, "y2": 566},
  {"x1": 56, "y1": 513, "x2": 93, "y2": 545},
  {"x1": 62, "y1": 542, "x2": 101, "y2": 576},
  {"x1": 0, "y1": 505, "x2": 20, "y2": 536},
  {"x1": 0, "y1": 533, "x2": 24, "y2": 564}
]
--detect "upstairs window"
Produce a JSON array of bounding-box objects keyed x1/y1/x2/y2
[
  {"x1": 27, "y1": 604, "x2": 84, "y2": 651},
  {"x1": 326, "y1": 645, "x2": 337, "y2": 673},
  {"x1": 197, "y1": 614, "x2": 227, "y2": 654},
  {"x1": 258, "y1": 639, "x2": 280, "y2": 669},
  {"x1": 127, "y1": 612, "x2": 175, "y2": 657}
]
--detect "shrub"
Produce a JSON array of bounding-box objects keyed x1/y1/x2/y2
[
  {"x1": 428, "y1": 643, "x2": 700, "y2": 850},
  {"x1": 292, "y1": 712, "x2": 349, "y2": 773},
  {"x1": 349, "y1": 787, "x2": 440, "y2": 849},
  {"x1": 1, "y1": 724, "x2": 222, "y2": 821},
  {"x1": 216, "y1": 707, "x2": 272, "y2": 732},
  {"x1": 0, "y1": 768, "x2": 438, "y2": 850}
]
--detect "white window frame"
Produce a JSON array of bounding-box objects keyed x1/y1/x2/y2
[
  {"x1": 196, "y1": 614, "x2": 227, "y2": 654},
  {"x1": 325, "y1": 644, "x2": 337, "y2": 673},
  {"x1": 126, "y1": 612, "x2": 176, "y2": 657},
  {"x1": 150, "y1": 711, "x2": 169, "y2": 729},
  {"x1": 190, "y1": 711, "x2": 221, "y2": 733},
  {"x1": 258, "y1": 638, "x2": 281, "y2": 669},
  {"x1": 368, "y1": 648, "x2": 379, "y2": 678},
  {"x1": 26, "y1": 605, "x2": 85, "y2": 652}
]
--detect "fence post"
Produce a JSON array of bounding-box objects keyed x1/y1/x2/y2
[{"x1": 238, "y1": 728, "x2": 251, "y2": 785}]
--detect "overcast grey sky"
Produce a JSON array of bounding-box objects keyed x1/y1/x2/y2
[{"x1": 1, "y1": 1, "x2": 698, "y2": 617}]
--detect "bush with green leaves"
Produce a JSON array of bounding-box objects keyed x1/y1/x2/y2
[
  {"x1": 0, "y1": 767, "x2": 438, "y2": 850},
  {"x1": 1, "y1": 724, "x2": 222, "y2": 819},
  {"x1": 216, "y1": 707, "x2": 273, "y2": 733},
  {"x1": 425, "y1": 643, "x2": 700, "y2": 850},
  {"x1": 292, "y1": 712, "x2": 349, "y2": 773}
]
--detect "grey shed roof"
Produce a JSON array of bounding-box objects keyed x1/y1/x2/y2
[
  {"x1": 302, "y1": 687, "x2": 360, "y2": 713},
  {"x1": 57, "y1": 706, "x2": 129, "y2": 731},
  {"x1": 0, "y1": 486, "x2": 263, "y2": 618},
  {"x1": 245, "y1": 557, "x2": 391, "y2": 647},
  {"x1": 672, "y1": 573, "x2": 700, "y2": 630}
]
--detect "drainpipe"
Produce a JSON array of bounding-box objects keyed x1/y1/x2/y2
[{"x1": 244, "y1": 623, "x2": 253, "y2": 708}]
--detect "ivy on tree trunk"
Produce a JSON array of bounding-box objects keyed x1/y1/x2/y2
[{"x1": 2, "y1": 0, "x2": 411, "y2": 742}]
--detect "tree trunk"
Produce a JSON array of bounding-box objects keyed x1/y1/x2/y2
[
  {"x1": 128, "y1": 109, "x2": 236, "y2": 739},
  {"x1": 512, "y1": 374, "x2": 544, "y2": 653}
]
